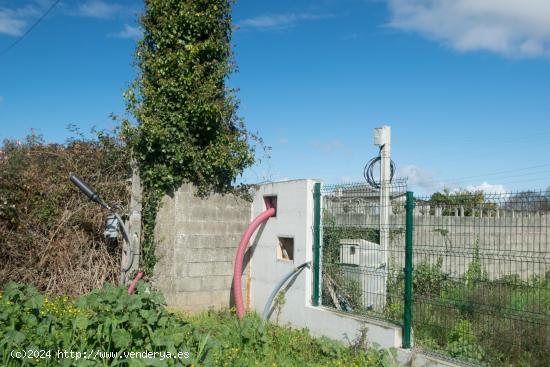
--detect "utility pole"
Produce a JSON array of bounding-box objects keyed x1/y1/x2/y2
[
  {"x1": 121, "y1": 161, "x2": 142, "y2": 284},
  {"x1": 374, "y1": 125, "x2": 391, "y2": 310}
]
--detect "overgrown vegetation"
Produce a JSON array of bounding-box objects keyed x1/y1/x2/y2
[
  {"x1": 0, "y1": 282, "x2": 400, "y2": 366},
  {"x1": 321, "y1": 224, "x2": 379, "y2": 313},
  {"x1": 321, "y1": 216, "x2": 550, "y2": 366},
  {"x1": 0, "y1": 130, "x2": 130, "y2": 296},
  {"x1": 387, "y1": 248, "x2": 550, "y2": 367},
  {"x1": 124, "y1": 0, "x2": 258, "y2": 275},
  {"x1": 321, "y1": 220, "x2": 406, "y2": 323}
]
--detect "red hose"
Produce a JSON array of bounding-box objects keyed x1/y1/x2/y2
[
  {"x1": 233, "y1": 203, "x2": 275, "y2": 319},
  {"x1": 128, "y1": 271, "x2": 143, "y2": 295}
]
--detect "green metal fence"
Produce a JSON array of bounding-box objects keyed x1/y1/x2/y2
[
  {"x1": 411, "y1": 191, "x2": 550, "y2": 366},
  {"x1": 317, "y1": 181, "x2": 409, "y2": 327},
  {"x1": 316, "y1": 184, "x2": 550, "y2": 366}
]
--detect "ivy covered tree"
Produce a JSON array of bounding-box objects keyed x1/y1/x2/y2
[{"x1": 124, "y1": 0, "x2": 256, "y2": 274}]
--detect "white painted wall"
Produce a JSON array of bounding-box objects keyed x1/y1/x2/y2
[{"x1": 246, "y1": 179, "x2": 402, "y2": 349}]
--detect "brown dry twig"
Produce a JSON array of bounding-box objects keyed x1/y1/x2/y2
[{"x1": 0, "y1": 131, "x2": 130, "y2": 296}]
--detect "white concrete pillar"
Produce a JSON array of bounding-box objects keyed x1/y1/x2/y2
[{"x1": 377, "y1": 126, "x2": 391, "y2": 312}]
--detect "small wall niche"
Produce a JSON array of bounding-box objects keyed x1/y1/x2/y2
[
  {"x1": 264, "y1": 195, "x2": 277, "y2": 216},
  {"x1": 277, "y1": 236, "x2": 294, "y2": 261}
]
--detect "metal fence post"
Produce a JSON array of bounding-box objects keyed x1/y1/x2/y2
[
  {"x1": 403, "y1": 191, "x2": 414, "y2": 348},
  {"x1": 312, "y1": 182, "x2": 321, "y2": 306}
]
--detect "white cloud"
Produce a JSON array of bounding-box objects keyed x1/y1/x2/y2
[
  {"x1": 0, "y1": 1, "x2": 122, "y2": 37},
  {"x1": 397, "y1": 164, "x2": 438, "y2": 191},
  {"x1": 387, "y1": 0, "x2": 550, "y2": 57},
  {"x1": 0, "y1": 96, "x2": 4, "y2": 105},
  {"x1": 277, "y1": 137, "x2": 289, "y2": 145},
  {"x1": 0, "y1": 2, "x2": 42, "y2": 36},
  {"x1": 466, "y1": 181, "x2": 506, "y2": 195},
  {"x1": 239, "y1": 12, "x2": 334, "y2": 30},
  {"x1": 0, "y1": 13, "x2": 26, "y2": 36},
  {"x1": 110, "y1": 24, "x2": 141, "y2": 40},
  {"x1": 311, "y1": 139, "x2": 343, "y2": 153},
  {"x1": 77, "y1": 1, "x2": 120, "y2": 19}
]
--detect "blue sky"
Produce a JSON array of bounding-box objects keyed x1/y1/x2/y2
[{"x1": 1, "y1": 0, "x2": 550, "y2": 195}]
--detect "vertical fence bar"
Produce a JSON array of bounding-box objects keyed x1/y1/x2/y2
[
  {"x1": 403, "y1": 191, "x2": 414, "y2": 348},
  {"x1": 312, "y1": 182, "x2": 321, "y2": 306}
]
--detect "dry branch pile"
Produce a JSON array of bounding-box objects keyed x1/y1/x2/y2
[{"x1": 0, "y1": 131, "x2": 130, "y2": 296}]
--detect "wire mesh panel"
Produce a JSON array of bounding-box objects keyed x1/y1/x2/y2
[
  {"x1": 319, "y1": 180, "x2": 407, "y2": 324},
  {"x1": 412, "y1": 191, "x2": 550, "y2": 366}
]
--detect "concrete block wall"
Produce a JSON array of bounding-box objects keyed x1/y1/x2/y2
[
  {"x1": 333, "y1": 212, "x2": 550, "y2": 280},
  {"x1": 153, "y1": 183, "x2": 251, "y2": 312},
  {"x1": 150, "y1": 180, "x2": 467, "y2": 366}
]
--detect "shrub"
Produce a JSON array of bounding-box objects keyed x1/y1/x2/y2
[
  {"x1": 0, "y1": 130, "x2": 130, "y2": 296},
  {"x1": 1, "y1": 282, "x2": 198, "y2": 366},
  {"x1": 413, "y1": 257, "x2": 449, "y2": 297},
  {"x1": 1, "y1": 282, "x2": 401, "y2": 366},
  {"x1": 446, "y1": 320, "x2": 484, "y2": 363}
]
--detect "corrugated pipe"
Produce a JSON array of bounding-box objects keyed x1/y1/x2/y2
[
  {"x1": 127, "y1": 271, "x2": 143, "y2": 295},
  {"x1": 262, "y1": 262, "x2": 311, "y2": 320},
  {"x1": 233, "y1": 200, "x2": 276, "y2": 319}
]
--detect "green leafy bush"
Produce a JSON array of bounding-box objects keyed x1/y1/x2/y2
[
  {"x1": 1, "y1": 282, "x2": 196, "y2": 366},
  {"x1": 446, "y1": 320, "x2": 484, "y2": 363},
  {"x1": 178, "y1": 310, "x2": 400, "y2": 367},
  {"x1": 413, "y1": 257, "x2": 449, "y2": 297},
  {"x1": 1, "y1": 283, "x2": 401, "y2": 366}
]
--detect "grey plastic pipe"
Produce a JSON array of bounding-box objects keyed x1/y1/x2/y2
[
  {"x1": 115, "y1": 212, "x2": 133, "y2": 272},
  {"x1": 262, "y1": 261, "x2": 311, "y2": 320}
]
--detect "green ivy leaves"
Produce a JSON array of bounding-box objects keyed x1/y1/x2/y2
[{"x1": 124, "y1": 0, "x2": 256, "y2": 276}]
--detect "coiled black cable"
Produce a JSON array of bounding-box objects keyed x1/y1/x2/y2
[{"x1": 364, "y1": 147, "x2": 395, "y2": 189}]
